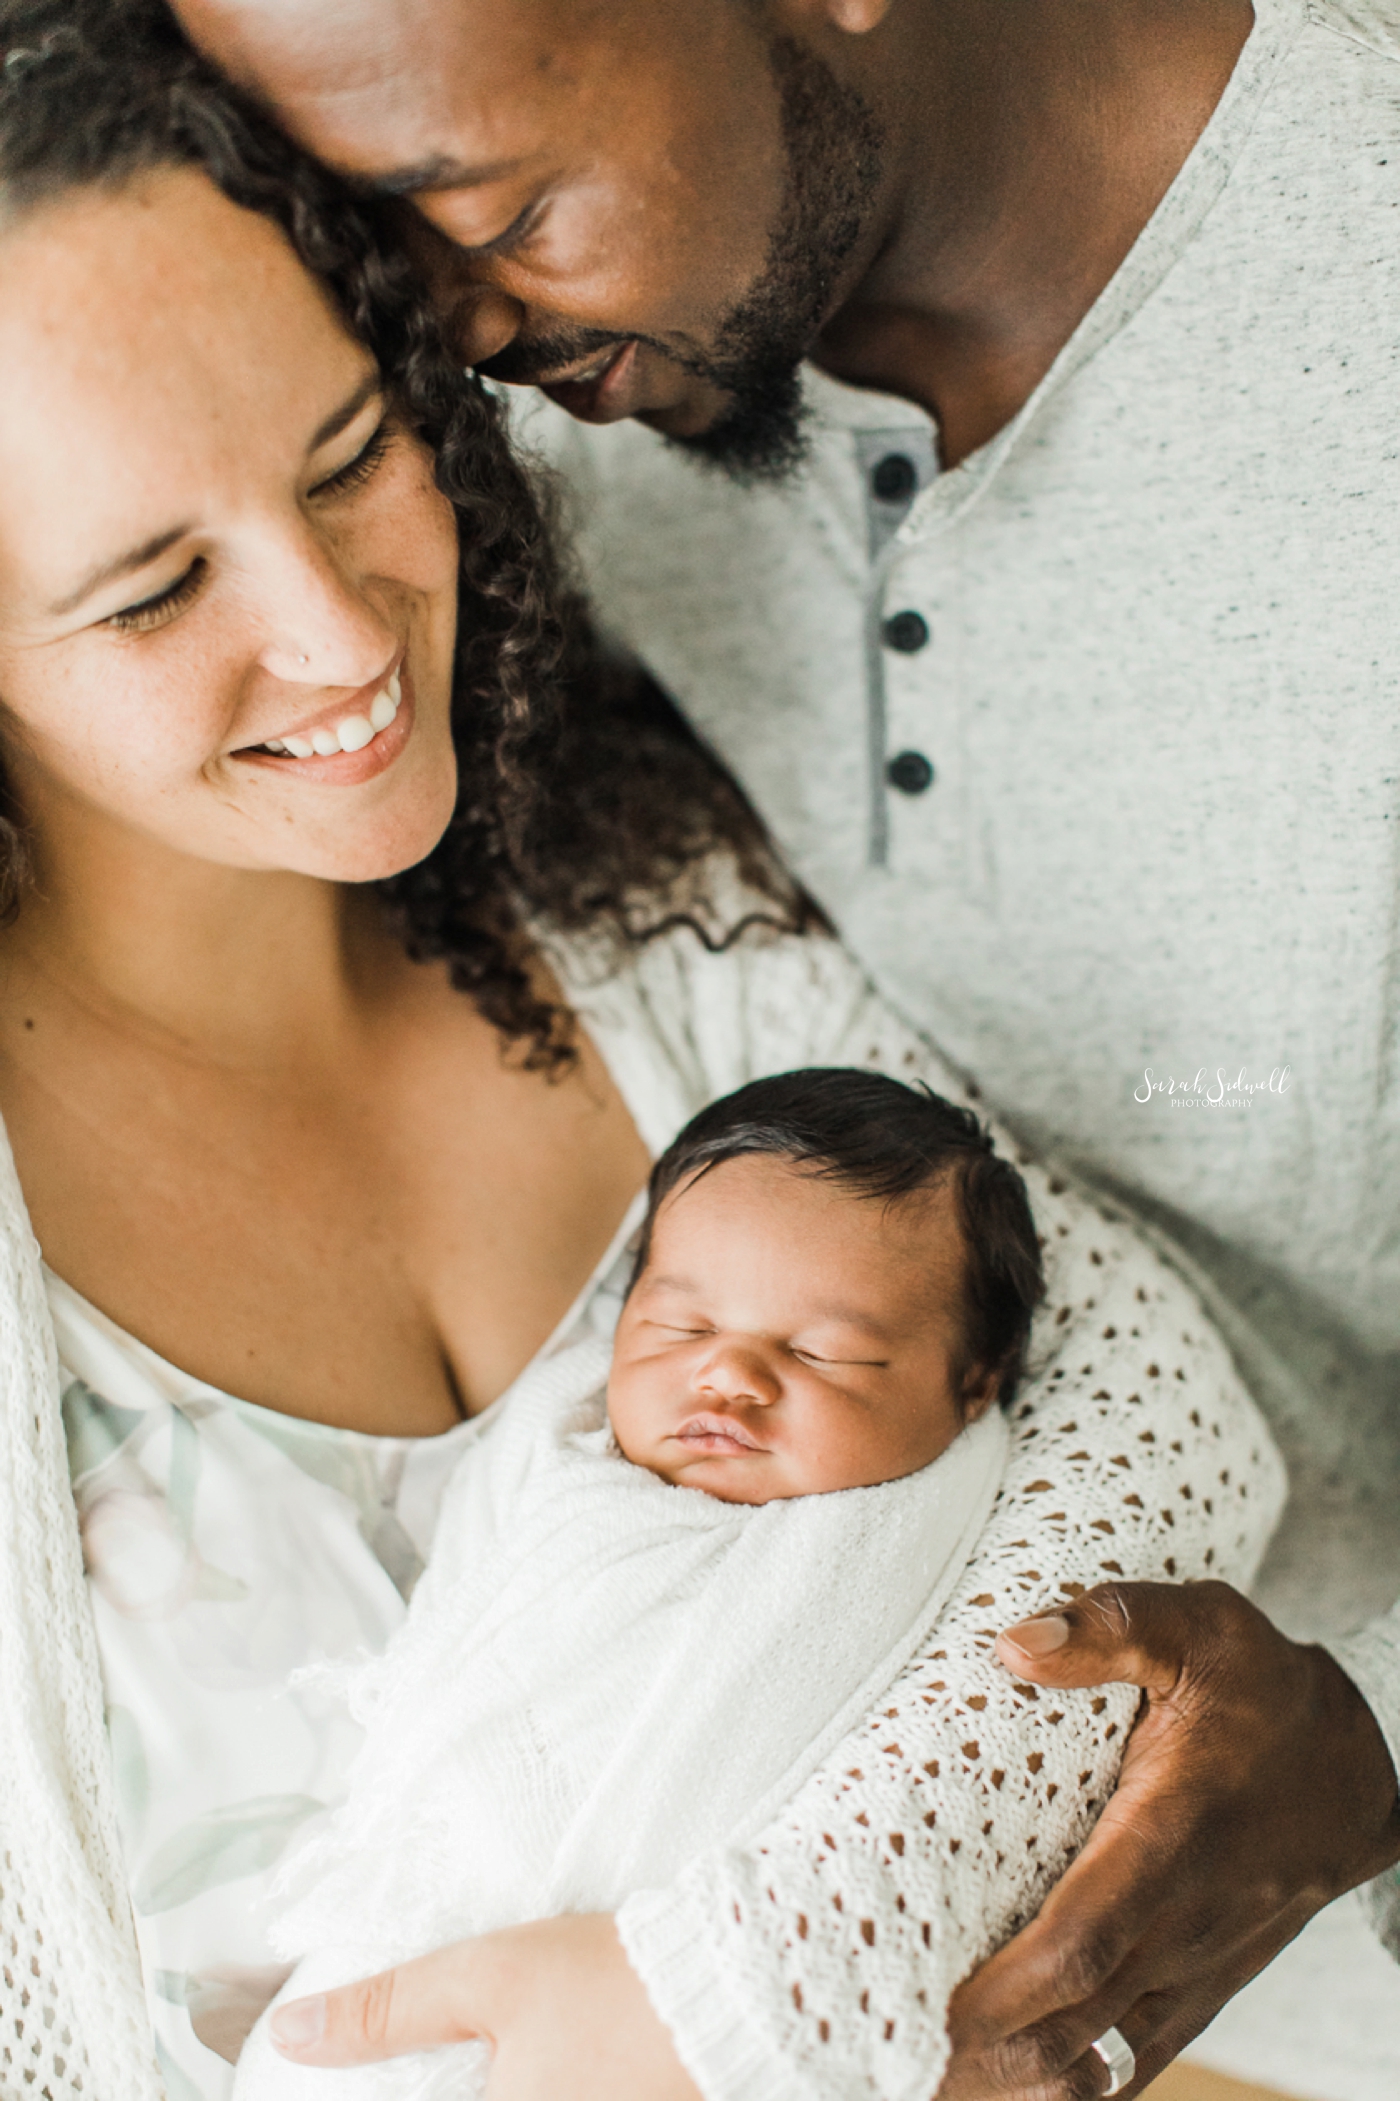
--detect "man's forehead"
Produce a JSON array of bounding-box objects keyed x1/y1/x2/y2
[{"x1": 178, "y1": 0, "x2": 615, "y2": 170}]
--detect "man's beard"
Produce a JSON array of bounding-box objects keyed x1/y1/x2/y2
[
  {"x1": 667, "y1": 36, "x2": 885, "y2": 485},
  {"x1": 476, "y1": 39, "x2": 883, "y2": 486}
]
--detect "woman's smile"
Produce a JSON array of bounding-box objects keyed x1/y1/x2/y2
[
  {"x1": 0, "y1": 168, "x2": 462, "y2": 887},
  {"x1": 234, "y1": 661, "x2": 413, "y2": 783}
]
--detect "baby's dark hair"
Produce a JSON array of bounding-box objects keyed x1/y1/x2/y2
[{"x1": 633, "y1": 1068, "x2": 1045, "y2": 1407}]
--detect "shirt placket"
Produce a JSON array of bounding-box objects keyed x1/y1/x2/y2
[{"x1": 853, "y1": 428, "x2": 941, "y2": 868}]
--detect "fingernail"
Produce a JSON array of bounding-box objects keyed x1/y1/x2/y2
[
  {"x1": 272, "y1": 1995, "x2": 326, "y2": 2053},
  {"x1": 1002, "y1": 1613, "x2": 1071, "y2": 1658}
]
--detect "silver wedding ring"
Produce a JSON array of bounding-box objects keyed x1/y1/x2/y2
[{"x1": 1089, "y1": 2025, "x2": 1136, "y2": 2097}]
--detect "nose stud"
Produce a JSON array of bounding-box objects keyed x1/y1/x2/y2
[{"x1": 296, "y1": 653, "x2": 309, "y2": 665}]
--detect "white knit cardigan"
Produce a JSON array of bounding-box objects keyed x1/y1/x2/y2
[{"x1": 0, "y1": 923, "x2": 1285, "y2": 2101}]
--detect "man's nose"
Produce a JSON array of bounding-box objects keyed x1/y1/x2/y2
[
  {"x1": 390, "y1": 207, "x2": 525, "y2": 365},
  {"x1": 450, "y1": 285, "x2": 526, "y2": 367},
  {"x1": 696, "y1": 1342, "x2": 781, "y2": 1407}
]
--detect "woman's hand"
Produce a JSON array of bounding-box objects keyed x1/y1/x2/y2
[
  {"x1": 939, "y1": 1580, "x2": 1400, "y2": 2098},
  {"x1": 270, "y1": 1912, "x2": 702, "y2": 2101}
]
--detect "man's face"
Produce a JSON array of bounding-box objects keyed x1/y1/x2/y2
[{"x1": 178, "y1": 0, "x2": 885, "y2": 481}]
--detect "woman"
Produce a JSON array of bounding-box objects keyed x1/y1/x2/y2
[{"x1": 0, "y1": 6, "x2": 1281, "y2": 2101}]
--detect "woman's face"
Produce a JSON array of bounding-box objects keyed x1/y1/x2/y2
[{"x1": 0, "y1": 164, "x2": 461, "y2": 886}]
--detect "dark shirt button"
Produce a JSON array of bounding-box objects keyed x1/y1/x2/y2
[
  {"x1": 886, "y1": 749, "x2": 935, "y2": 796},
  {"x1": 871, "y1": 451, "x2": 918, "y2": 503},
  {"x1": 882, "y1": 609, "x2": 930, "y2": 653}
]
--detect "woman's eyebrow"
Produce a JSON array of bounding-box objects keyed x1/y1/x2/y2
[
  {"x1": 311, "y1": 370, "x2": 384, "y2": 452},
  {"x1": 49, "y1": 376, "x2": 384, "y2": 620},
  {"x1": 50, "y1": 524, "x2": 191, "y2": 618}
]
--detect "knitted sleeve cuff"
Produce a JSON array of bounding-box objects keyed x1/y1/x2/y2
[{"x1": 617, "y1": 1873, "x2": 809, "y2": 2101}]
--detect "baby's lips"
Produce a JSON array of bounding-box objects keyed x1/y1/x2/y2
[{"x1": 674, "y1": 1413, "x2": 765, "y2": 1451}]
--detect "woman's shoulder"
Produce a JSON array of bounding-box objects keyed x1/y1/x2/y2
[{"x1": 543, "y1": 874, "x2": 965, "y2": 1155}]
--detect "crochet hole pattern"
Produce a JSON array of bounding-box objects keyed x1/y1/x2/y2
[
  {"x1": 2, "y1": 1854, "x2": 88, "y2": 2096},
  {"x1": 636, "y1": 1012, "x2": 1281, "y2": 2099}
]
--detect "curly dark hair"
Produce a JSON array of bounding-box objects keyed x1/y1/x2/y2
[{"x1": 0, "y1": 0, "x2": 820, "y2": 1066}]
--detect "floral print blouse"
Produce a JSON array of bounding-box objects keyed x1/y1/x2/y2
[{"x1": 52, "y1": 1212, "x2": 639, "y2": 2101}]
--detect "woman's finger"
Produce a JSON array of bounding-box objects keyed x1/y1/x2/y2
[
  {"x1": 265, "y1": 1914, "x2": 702, "y2": 2100},
  {"x1": 271, "y1": 1940, "x2": 496, "y2": 2066}
]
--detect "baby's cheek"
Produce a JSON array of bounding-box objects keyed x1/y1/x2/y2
[
  {"x1": 786, "y1": 1393, "x2": 884, "y2": 1493},
  {"x1": 804, "y1": 1387, "x2": 963, "y2": 1492},
  {"x1": 604, "y1": 1360, "x2": 659, "y2": 1468}
]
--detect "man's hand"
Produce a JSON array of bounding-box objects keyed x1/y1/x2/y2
[
  {"x1": 941, "y1": 1580, "x2": 1400, "y2": 2098},
  {"x1": 268, "y1": 1912, "x2": 701, "y2": 2101}
]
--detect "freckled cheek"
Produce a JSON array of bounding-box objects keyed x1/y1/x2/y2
[
  {"x1": 358, "y1": 473, "x2": 460, "y2": 648},
  {"x1": 360, "y1": 438, "x2": 456, "y2": 560},
  {"x1": 0, "y1": 648, "x2": 236, "y2": 803}
]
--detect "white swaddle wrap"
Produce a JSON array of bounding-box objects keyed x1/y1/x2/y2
[{"x1": 235, "y1": 1334, "x2": 1007, "y2": 2099}]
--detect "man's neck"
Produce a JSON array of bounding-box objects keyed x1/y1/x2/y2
[{"x1": 814, "y1": 0, "x2": 1255, "y2": 465}]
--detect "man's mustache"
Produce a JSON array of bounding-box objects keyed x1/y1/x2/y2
[{"x1": 474, "y1": 328, "x2": 630, "y2": 385}]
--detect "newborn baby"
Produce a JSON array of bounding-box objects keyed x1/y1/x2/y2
[
  {"x1": 610, "y1": 1062, "x2": 1041, "y2": 1496},
  {"x1": 238, "y1": 1067, "x2": 1040, "y2": 2099}
]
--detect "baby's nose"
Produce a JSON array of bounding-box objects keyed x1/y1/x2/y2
[{"x1": 696, "y1": 1341, "x2": 781, "y2": 1406}]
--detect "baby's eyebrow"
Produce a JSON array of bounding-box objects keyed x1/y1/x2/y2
[{"x1": 805, "y1": 1306, "x2": 897, "y2": 1344}]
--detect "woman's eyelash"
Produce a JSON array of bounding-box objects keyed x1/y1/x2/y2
[
  {"x1": 312, "y1": 419, "x2": 394, "y2": 497},
  {"x1": 107, "y1": 558, "x2": 208, "y2": 635},
  {"x1": 101, "y1": 418, "x2": 388, "y2": 630},
  {"x1": 103, "y1": 423, "x2": 392, "y2": 635}
]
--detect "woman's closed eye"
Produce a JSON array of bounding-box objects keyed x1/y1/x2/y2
[
  {"x1": 106, "y1": 558, "x2": 208, "y2": 636},
  {"x1": 309, "y1": 417, "x2": 395, "y2": 500},
  {"x1": 103, "y1": 422, "x2": 396, "y2": 636}
]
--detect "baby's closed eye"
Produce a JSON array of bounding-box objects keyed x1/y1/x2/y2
[{"x1": 791, "y1": 1346, "x2": 889, "y2": 1368}]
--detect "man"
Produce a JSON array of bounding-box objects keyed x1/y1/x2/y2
[{"x1": 176, "y1": 0, "x2": 1400, "y2": 2094}]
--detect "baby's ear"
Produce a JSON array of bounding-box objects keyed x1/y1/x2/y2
[{"x1": 958, "y1": 1364, "x2": 1001, "y2": 1423}]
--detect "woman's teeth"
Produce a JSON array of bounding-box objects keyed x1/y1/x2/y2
[{"x1": 262, "y1": 672, "x2": 401, "y2": 759}]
